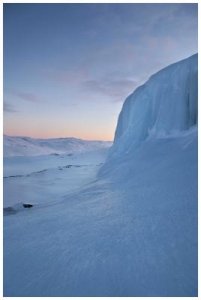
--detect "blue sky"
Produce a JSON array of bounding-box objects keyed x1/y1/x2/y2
[{"x1": 4, "y1": 3, "x2": 198, "y2": 140}]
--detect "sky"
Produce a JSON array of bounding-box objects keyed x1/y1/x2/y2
[{"x1": 3, "y1": 3, "x2": 198, "y2": 141}]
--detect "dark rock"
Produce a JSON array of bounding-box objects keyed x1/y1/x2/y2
[{"x1": 23, "y1": 203, "x2": 33, "y2": 208}]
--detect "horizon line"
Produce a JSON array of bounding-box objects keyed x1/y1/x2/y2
[{"x1": 3, "y1": 133, "x2": 113, "y2": 142}]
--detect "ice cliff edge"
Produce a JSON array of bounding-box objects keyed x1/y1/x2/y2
[{"x1": 109, "y1": 54, "x2": 198, "y2": 160}]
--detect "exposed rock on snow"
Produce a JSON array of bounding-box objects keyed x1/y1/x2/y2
[{"x1": 23, "y1": 203, "x2": 33, "y2": 208}]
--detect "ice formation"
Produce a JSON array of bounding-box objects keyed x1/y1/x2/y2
[{"x1": 109, "y1": 54, "x2": 198, "y2": 159}]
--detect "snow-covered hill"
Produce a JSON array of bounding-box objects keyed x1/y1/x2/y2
[{"x1": 3, "y1": 135, "x2": 112, "y2": 157}]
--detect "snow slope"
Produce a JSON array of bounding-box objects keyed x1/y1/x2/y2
[
  {"x1": 4, "y1": 135, "x2": 112, "y2": 157},
  {"x1": 4, "y1": 54, "x2": 198, "y2": 297}
]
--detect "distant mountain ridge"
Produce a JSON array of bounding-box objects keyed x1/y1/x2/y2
[{"x1": 4, "y1": 135, "x2": 112, "y2": 157}]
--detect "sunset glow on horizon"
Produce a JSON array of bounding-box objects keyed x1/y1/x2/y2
[
  {"x1": 4, "y1": 122, "x2": 115, "y2": 141},
  {"x1": 4, "y1": 3, "x2": 197, "y2": 140}
]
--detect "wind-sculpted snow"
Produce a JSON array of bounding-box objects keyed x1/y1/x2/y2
[{"x1": 109, "y1": 54, "x2": 197, "y2": 159}]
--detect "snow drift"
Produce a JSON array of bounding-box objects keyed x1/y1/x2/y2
[
  {"x1": 96, "y1": 54, "x2": 198, "y2": 296},
  {"x1": 106, "y1": 54, "x2": 197, "y2": 161}
]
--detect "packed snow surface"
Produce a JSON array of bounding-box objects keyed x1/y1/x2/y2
[{"x1": 4, "y1": 54, "x2": 197, "y2": 297}]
